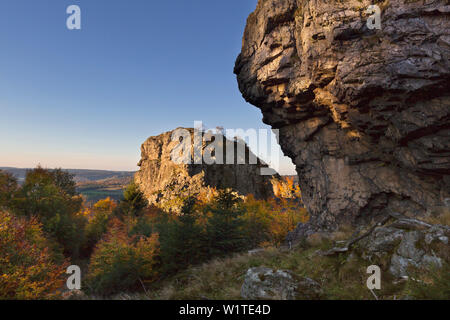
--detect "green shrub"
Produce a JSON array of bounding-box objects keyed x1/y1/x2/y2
[
  {"x1": 10, "y1": 167, "x2": 87, "y2": 258},
  {"x1": 406, "y1": 263, "x2": 450, "y2": 300}
]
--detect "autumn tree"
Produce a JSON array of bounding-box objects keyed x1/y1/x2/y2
[
  {"x1": 10, "y1": 166, "x2": 86, "y2": 258},
  {"x1": 239, "y1": 195, "x2": 309, "y2": 247},
  {"x1": 83, "y1": 197, "x2": 117, "y2": 256},
  {"x1": 87, "y1": 218, "x2": 160, "y2": 295},
  {"x1": 271, "y1": 177, "x2": 302, "y2": 200},
  {"x1": 0, "y1": 170, "x2": 18, "y2": 209},
  {"x1": 0, "y1": 211, "x2": 67, "y2": 300}
]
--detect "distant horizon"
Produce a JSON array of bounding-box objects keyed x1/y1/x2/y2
[
  {"x1": 0, "y1": 164, "x2": 298, "y2": 176},
  {"x1": 0, "y1": 0, "x2": 296, "y2": 175},
  {"x1": 0, "y1": 166, "x2": 136, "y2": 173}
]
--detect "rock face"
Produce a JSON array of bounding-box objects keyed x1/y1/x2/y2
[
  {"x1": 235, "y1": 0, "x2": 450, "y2": 232},
  {"x1": 241, "y1": 267, "x2": 322, "y2": 300},
  {"x1": 135, "y1": 128, "x2": 275, "y2": 212}
]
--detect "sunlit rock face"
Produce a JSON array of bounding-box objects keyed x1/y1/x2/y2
[
  {"x1": 235, "y1": 0, "x2": 450, "y2": 232},
  {"x1": 134, "y1": 128, "x2": 275, "y2": 212}
]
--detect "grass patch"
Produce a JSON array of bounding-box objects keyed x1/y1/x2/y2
[{"x1": 146, "y1": 243, "x2": 414, "y2": 300}]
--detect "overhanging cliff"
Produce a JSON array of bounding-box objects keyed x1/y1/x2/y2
[{"x1": 235, "y1": 0, "x2": 450, "y2": 232}]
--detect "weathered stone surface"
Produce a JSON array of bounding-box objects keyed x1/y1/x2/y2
[
  {"x1": 134, "y1": 128, "x2": 275, "y2": 212},
  {"x1": 361, "y1": 227, "x2": 404, "y2": 255},
  {"x1": 355, "y1": 216, "x2": 449, "y2": 278},
  {"x1": 235, "y1": 0, "x2": 450, "y2": 233},
  {"x1": 315, "y1": 213, "x2": 449, "y2": 278},
  {"x1": 241, "y1": 267, "x2": 322, "y2": 300},
  {"x1": 389, "y1": 230, "x2": 443, "y2": 278}
]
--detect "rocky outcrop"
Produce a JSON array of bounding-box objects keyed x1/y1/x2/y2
[
  {"x1": 316, "y1": 212, "x2": 450, "y2": 278},
  {"x1": 134, "y1": 128, "x2": 275, "y2": 212},
  {"x1": 235, "y1": 0, "x2": 450, "y2": 233},
  {"x1": 360, "y1": 216, "x2": 449, "y2": 278},
  {"x1": 241, "y1": 267, "x2": 322, "y2": 300}
]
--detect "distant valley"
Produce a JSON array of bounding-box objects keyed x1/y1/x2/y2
[{"x1": 0, "y1": 167, "x2": 135, "y2": 203}]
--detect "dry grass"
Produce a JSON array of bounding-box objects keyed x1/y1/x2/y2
[
  {"x1": 423, "y1": 207, "x2": 450, "y2": 226},
  {"x1": 146, "y1": 242, "x2": 408, "y2": 300},
  {"x1": 80, "y1": 237, "x2": 449, "y2": 300},
  {"x1": 80, "y1": 211, "x2": 450, "y2": 300},
  {"x1": 149, "y1": 251, "x2": 280, "y2": 300}
]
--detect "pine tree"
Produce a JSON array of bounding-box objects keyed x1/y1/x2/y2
[
  {"x1": 157, "y1": 196, "x2": 206, "y2": 274},
  {"x1": 205, "y1": 189, "x2": 246, "y2": 257},
  {"x1": 117, "y1": 182, "x2": 148, "y2": 218}
]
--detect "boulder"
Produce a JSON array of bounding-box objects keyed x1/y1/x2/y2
[
  {"x1": 241, "y1": 267, "x2": 322, "y2": 300},
  {"x1": 356, "y1": 217, "x2": 449, "y2": 278}
]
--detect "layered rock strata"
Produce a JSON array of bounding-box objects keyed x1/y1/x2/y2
[{"x1": 235, "y1": 0, "x2": 450, "y2": 232}]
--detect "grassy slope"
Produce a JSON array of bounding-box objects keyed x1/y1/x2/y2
[
  {"x1": 82, "y1": 211, "x2": 450, "y2": 300},
  {"x1": 145, "y1": 244, "x2": 449, "y2": 300},
  {"x1": 147, "y1": 245, "x2": 392, "y2": 300},
  {"x1": 144, "y1": 212, "x2": 450, "y2": 301}
]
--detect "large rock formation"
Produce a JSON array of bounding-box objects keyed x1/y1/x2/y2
[
  {"x1": 135, "y1": 128, "x2": 275, "y2": 212},
  {"x1": 235, "y1": 0, "x2": 450, "y2": 233}
]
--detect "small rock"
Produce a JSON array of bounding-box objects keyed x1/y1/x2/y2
[
  {"x1": 438, "y1": 236, "x2": 448, "y2": 244},
  {"x1": 248, "y1": 248, "x2": 265, "y2": 255},
  {"x1": 241, "y1": 267, "x2": 322, "y2": 300},
  {"x1": 361, "y1": 227, "x2": 404, "y2": 255},
  {"x1": 422, "y1": 255, "x2": 443, "y2": 269},
  {"x1": 390, "y1": 254, "x2": 416, "y2": 278}
]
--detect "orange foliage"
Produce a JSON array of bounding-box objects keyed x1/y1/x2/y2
[
  {"x1": 78, "y1": 206, "x2": 92, "y2": 217},
  {"x1": 242, "y1": 196, "x2": 309, "y2": 247},
  {"x1": 87, "y1": 218, "x2": 160, "y2": 294},
  {"x1": 0, "y1": 211, "x2": 68, "y2": 300},
  {"x1": 271, "y1": 177, "x2": 302, "y2": 200},
  {"x1": 196, "y1": 187, "x2": 218, "y2": 206},
  {"x1": 83, "y1": 198, "x2": 119, "y2": 253},
  {"x1": 93, "y1": 197, "x2": 117, "y2": 215}
]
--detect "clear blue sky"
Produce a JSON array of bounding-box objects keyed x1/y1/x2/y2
[{"x1": 0, "y1": 0, "x2": 295, "y2": 174}]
